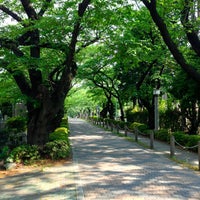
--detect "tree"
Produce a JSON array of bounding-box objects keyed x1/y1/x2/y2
[
  {"x1": 170, "y1": 71, "x2": 200, "y2": 134},
  {"x1": 0, "y1": 0, "x2": 92, "y2": 145},
  {"x1": 65, "y1": 84, "x2": 104, "y2": 118},
  {"x1": 106, "y1": 7, "x2": 174, "y2": 128},
  {"x1": 77, "y1": 45, "x2": 119, "y2": 120},
  {"x1": 141, "y1": 0, "x2": 200, "y2": 83}
]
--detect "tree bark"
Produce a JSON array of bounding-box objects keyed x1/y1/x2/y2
[{"x1": 27, "y1": 94, "x2": 65, "y2": 145}]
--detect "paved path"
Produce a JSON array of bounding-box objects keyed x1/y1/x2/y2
[
  {"x1": 69, "y1": 118, "x2": 200, "y2": 200},
  {"x1": 1, "y1": 118, "x2": 200, "y2": 200},
  {"x1": 0, "y1": 162, "x2": 76, "y2": 200}
]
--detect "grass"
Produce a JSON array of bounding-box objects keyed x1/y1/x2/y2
[{"x1": 169, "y1": 156, "x2": 199, "y2": 171}]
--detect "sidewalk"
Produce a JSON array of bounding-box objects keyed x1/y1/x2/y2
[
  {"x1": 1, "y1": 118, "x2": 200, "y2": 200},
  {"x1": 120, "y1": 128, "x2": 199, "y2": 168},
  {"x1": 69, "y1": 118, "x2": 200, "y2": 200},
  {"x1": 0, "y1": 161, "x2": 77, "y2": 200}
]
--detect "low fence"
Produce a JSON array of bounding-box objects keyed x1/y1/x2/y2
[
  {"x1": 90, "y1": 118, "x2": 200, "y2": 171},
  {"x1": 170, "y1": 135, "x2": 200, "y2": 170}
]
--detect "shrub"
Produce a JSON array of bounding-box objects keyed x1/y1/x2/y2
[
  {"x1": 129, "y1": 122, "x2": 148, "y2": 132},
  {"x1": 160, "y1": 109, "x2": 182, "y2": 131},
  {"x1": 7, "y1": 144, "x2": 40, "y2": 164},
  {"x1": 49, "y1": 127, "x2": 69, "y2": 143},
  {"x1": 173, "y1": 131, "x2": 200, "y2": 152},
  {"x1": 6, "y1": 116, "x2": 26, "y2": 132},
  {"x1": 60, "y1": 118, "x2": 69, "y2": 128},
  {"x1": 0, "y1": 146, "x2": 9, "y2": 161},
  {"x1": 173, "y1": 131, "x2": 188, "y2": 145},
  {"x1": 43, "y1": 140, "x2": 70, "y2": 160},
  {"x1": 112, "y1": 120, "x2": 128, "y2": 129},
  {"x1": 126, "y1": 108, "x2": 148, "y2": 123},
  {"x1": 154, "y1": 129, "x2": 170, "y2": 143}
]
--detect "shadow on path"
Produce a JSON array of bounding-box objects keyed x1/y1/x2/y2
[{"x1": 69, "y1": 118, "x2": 200, "y2": 200}]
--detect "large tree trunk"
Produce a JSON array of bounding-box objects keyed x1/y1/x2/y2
[
  {"x1": 140, "y1": 98, "x2": 154, "y2": 129},
  {"x1": 26, "y1": 85, "x2": 67, "y2": 145},
  {"x1": 1, "y1": 0, "x2": 91, "y2": 146}
]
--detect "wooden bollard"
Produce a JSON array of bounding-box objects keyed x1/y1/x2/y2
[
  {"x1": 117, "y1": 126, "x2": 119, "y2": 134},
  {"x1": 106, "y1": 121, "x2": 108, "y2": 129},
  {"x1": 170, "y1": 135, "x2": 175, "y2": 157},
  {"x1": 150, "y1": 130, "x2": 154, "y2": 149},
  {"x1": 135, "y1": 128, "x2": 138, "y2": 142},
  {"x1": 111, "y1": 123, "x2": 113, "y2": 131},
  {"x1": 125, "y1": 126, "x2": 127, "y2": 137}
]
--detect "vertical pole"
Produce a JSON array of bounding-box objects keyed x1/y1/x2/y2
[
  {"x1": 117, "y1": 126, "x2": 119, "y2": 134},
  {"x1": 150, "y1": 130, "x2": 154, "y2": 149},
  {"x1": 153, "y1": 89, "x2": 160, "y2": 131},
  {"x1": 125, "y1": 126, "x2": 127, "y2": 137},
  {"x1": 198, "y1": 141, "x2": 200, "y2": 171},
  {"x1": 135, "y1": 128, "x2": 138, "y2": 142},
  {"x1": 170, "y1": 135, "x2": 175, "y2": 157},
  {"x1": 154, "y1": 94, "x2": 159, "y2": 131},
  {"x1": 111, "y1": 123, "x2": 113, "y2": 131}
]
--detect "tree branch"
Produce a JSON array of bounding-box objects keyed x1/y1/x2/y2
[
  {"x1": 0, "y1": 38, "x2": 24, "y2": 57},
  {"x1": 38, "y1": 0, "x2": 52, "y2": 17},
  {"x1": 60, "y1": 0, "x2": 91, "y2": 86},
  {"x1": 0, "y1": 59, "x2": 31, "y2": 95},
  {"x1": 76, "y1": 36, "x2": 100, "y2": 54},
  {"x1": 20, "y1": 0, "x2": 38, "y2": 19},
  {"x1": 181, "y1": 0, "x2": 200, "y2": 57},
  {"x1": 0, "y1": 5, "x2": 22, "y2": 22},
  {"x1": 78, "y1": 0, "x2": 91, "y2": 17},
  {"x1": 142, "y1": 0, "x2": 200, "y2": 83}
]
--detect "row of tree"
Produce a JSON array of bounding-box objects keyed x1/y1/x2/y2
[
  {"x1": 71, "y1": 0, "x2": 200, "y2": 134},
  {"x1": 0, "y1": 0, "x2": 200, "y2": 146}
]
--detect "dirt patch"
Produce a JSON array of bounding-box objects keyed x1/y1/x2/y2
[{"x1": 0, "y1": 158, "x2": 71, "y2": 178}]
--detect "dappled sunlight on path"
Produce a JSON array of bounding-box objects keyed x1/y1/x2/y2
[
  {"x1": 0, "y1": 162, "x2": 76, "y2": 200},
  {"x1": 69, "y1": 118, "x2": 200, "y2": 200}
]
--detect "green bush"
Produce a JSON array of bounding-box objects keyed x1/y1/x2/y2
[
  {"x1": 173, "y1": 131, "x2": 200, "y2": 152},
  {"x1": 60, "y1": 118, "x2": 69, "y2": 128},
  {"x1": 173, "y1": 131, "x2": 188, "y2": 145},
  {"x1": 160, "y1": 109, "x2": 182, "y2": 131},
  {"x1": 112, "y1": 120, "x2": 128, "y2": 129},
  {"x1": 186, "y1": 135, "x2": 200, "y2": 148},
  {"x1": 126, "y1": 109, "x2": 148, "y2": 123},
  {"x1": 43, "y1": 140, "x2": 70, "y2": 160},
  {"x1": 154, "y1": 129, "x2": 170, "y2": 143},
  {"x1": 49, "y1": 127, "x2": 69, "y2": 143},
  {"x1": 0, "y1": 146, "x2": 9, "y2": 161},
  {"x1": 7, "y1": 145, "x2": 40, "y2": 164},
  {"x1": 6, "y1": 116, "x2": 26, "y2": 132},
  {"x1": 129, "y1": 122, "x2": 148, "y2": 132}
]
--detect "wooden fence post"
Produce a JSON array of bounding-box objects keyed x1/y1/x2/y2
[
  {"x1": 111, "y1": 123, "x2": 113, "y2": 131},
  {"x1": 125, "y1": 126, "x2": 127, "y2": 137},
  {"x1": 106, "y1": 121, "x2": 108, "y2": 129},
  {"x1": 135, "y1": 128, "x2": 138, "y2": 142},
  {"x1": 150, "y1": 130, "x2": 154, "y2": 149},
  {"x1": 117, "y1": 125, "x2": 119, "y2": 134},
  {"x1": 170, "y1": 135, "x2": 175, "y2": 157}
]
